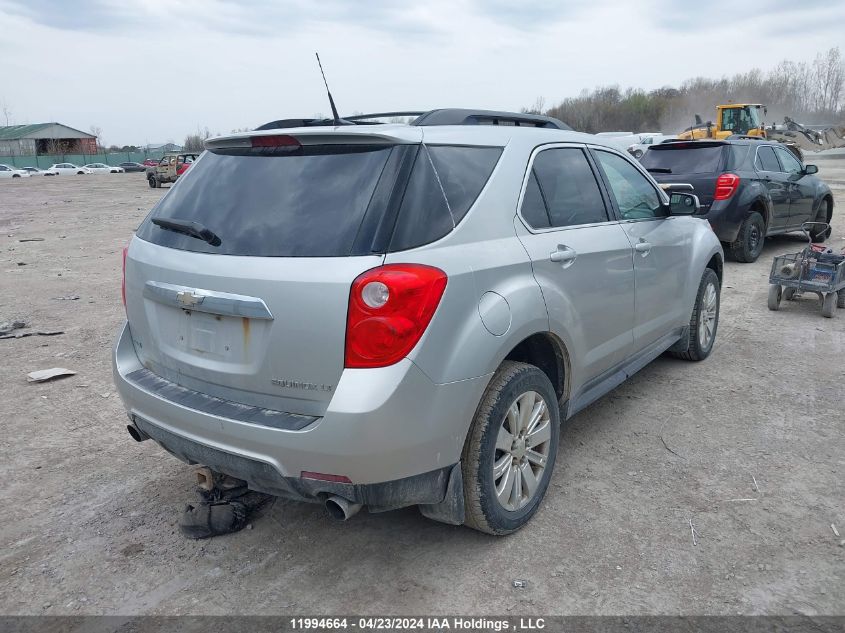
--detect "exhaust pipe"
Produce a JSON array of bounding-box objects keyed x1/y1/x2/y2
[
  {"x1": 126, "y1": 423, "x2": 149, "y2": 443},
  {"x1": 325, "y1": 495, "x2": 362, "y2": 521}
]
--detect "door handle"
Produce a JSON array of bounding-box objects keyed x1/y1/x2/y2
[
  {"x1": 635, "y1": 240, "x2": 652, "y2": 256},
  {"x1": 550, "y1": 245, "x2": 577, "y2": 265}
]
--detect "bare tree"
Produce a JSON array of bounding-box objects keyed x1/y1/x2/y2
[
  {"x1": 1, "y1": 99, "x2": 11, "y2": 127},
  {"x1": 183, "y1": 126, "x2": 212, "y2": 152}
]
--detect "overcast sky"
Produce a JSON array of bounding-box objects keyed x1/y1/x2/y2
[{"x1": 1, "y1": 0, "x2": 843, "y2": 146}]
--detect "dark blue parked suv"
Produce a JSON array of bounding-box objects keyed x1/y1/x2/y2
[{"x1": 641, "y1": 139, "x2": 834, "y2": 262}]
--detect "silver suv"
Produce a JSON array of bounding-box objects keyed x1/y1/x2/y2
[{"x1": 114, "y1": 109, "x2": 723, "y2": 535}]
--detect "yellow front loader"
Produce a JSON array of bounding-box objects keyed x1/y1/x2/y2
[{"x1": 678, "y1": 103, "x2": 767, "y2": 140}]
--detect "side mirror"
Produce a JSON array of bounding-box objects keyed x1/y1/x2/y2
[
  {"x1": 804, "y1": 164, "x2": 818, "y2": 175},
  {"x1": 668, "y1": 192, "x2": 700, "y2": 216}
]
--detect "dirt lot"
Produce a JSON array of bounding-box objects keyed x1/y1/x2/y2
[{"x1": 1, "y1": 166, "x2": 843, "y2": 616}]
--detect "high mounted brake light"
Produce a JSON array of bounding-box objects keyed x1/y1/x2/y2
[
  {"x1": 714, "y1": 173, "x2": 740, "y2": 200},
  {"x1": 345, "y1": 264, "x2": 447, "y2": 369},
  {"x1": 250, "y1": 135, "x2": 301, "y2": 149}
]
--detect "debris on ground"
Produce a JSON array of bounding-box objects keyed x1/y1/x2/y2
[
  {"x1": 0, "y1": 320, "x2": 27, "y2": 336},
  {"x1": 512, "y1": 580, "x2": 528, "y2": 588},
  {"x1": 1, "y1": 330, "x2": 64, "y2": 340},
  {"x1": 18, "y1": 238, "x2": 45, "y2": 242},
  {"x1": 52, "y1": 295, "x2": 80, "y2": 301},
  {"x1": 832, "y1": 524, "x2": 840, "y2": 537},
  {"x1": 179, "y1": 470, "x2": 272, "y2": 539},
  {"x1": 26, "y1": 368, "x2": 77, "y2": 383},
  {"x1": 689, "y1": 518, "x2": 700, "y2": 546}
]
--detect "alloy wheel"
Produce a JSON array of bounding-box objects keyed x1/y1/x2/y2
[{"x1": 493, "y1": 390, "x2": 552, "y2": 512}]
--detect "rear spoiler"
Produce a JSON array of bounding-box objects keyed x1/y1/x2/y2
[{"x1": 205, "y1": 128, "x2": 422, "y2": 151}]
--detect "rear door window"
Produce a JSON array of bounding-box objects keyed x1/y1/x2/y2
[
  {"x1": 640, "y1": 146, "x2": 724, "y2": 174},
  {"x1": 755, "y1": 146, "x2": 781, "y2": 172},
  {"x1": 521, "y1": 147, "x2": 608, "y2": 229},
  {"x1": 137, "y1": 146, "x2": 394, "y2": 257}
]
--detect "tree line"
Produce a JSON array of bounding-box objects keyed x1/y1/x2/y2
[{"x1": 524, "y1": 48, "x2": 845, "y2": 134}]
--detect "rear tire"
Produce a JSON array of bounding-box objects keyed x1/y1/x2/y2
[
  {"x1": 838, "y1": 290, "x2": 845, "y2": 309},
  {"x1": 462, "y1": 361, "x2": 560, "y2": 535},
  {"x1": 768, "y1": 284, "x2": 782, "y2": 311},
  {"x1": 730, "y1": 211, "x2": 766, "y2": 263},
  {"x1": 811, "y1": 199, "x2": 832, "y2": 243},
  {"x1": 671, "y1": 268, "x2": 720, "y2": 361},
  {"x1": 783, "y1": 287, "x2": 797, "y2": 301},
  {"x1": 821, "y1": 292, "x2": 836, "y2": 318}
]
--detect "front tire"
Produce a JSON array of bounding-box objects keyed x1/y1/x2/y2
[
  {"x1": 148, "y1": 177, "x2": 157, "y2": 189},
  {"x1": 633, "y1": 149, "x2": 644, "y2": 159},
  {"x1": 730, "y1": 211, "x2": 766, "y2": 263},
  {"x1": 768, "y1": 284, "x2": 782, "y2": 310},
  {"x1": 821, "y1": 292, "x2": 836, "y2": 318},
  {"x1": 671, "y1": 268, "x2": 720, "y2": 361},
  {"x1": 462, "y1": 361, "x2": 560, "y2": 535}
]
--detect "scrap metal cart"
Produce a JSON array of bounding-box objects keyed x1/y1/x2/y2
[{"x1": 768, "y1": 223, "x2": 845, "y2": 318}]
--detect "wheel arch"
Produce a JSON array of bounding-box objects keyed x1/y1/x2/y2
[{"x1": 501, "y1": 331, "x2": 570, "y2": 403}]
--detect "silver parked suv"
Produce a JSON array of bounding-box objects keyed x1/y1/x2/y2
[{"x1": 114, "y1": 109, "x2": 723, "y2": 534}]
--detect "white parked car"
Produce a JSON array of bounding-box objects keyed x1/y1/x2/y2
[
  {"x1": 83, "y1": 162, "x2": 125, "y2": 174},
  {"x1": 0, "y1": 164, "x2": 31, "y2": 178},
  {"x1": 47, "y1": 163, "x2": 91, "y2": 175},
  {"x1": 628, "y1": 134, "x2": 676, "y2": 159},
  {"x1": 21, "y1": 166, "x2": 54, "y2": 176}
]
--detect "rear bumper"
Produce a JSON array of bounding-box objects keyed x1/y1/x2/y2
[
  {"x1": 699, "y1": 200, "x2": 745, "y2": 243},
  {"x1": 113, "y1": 322, "x2": 489, "y2": 497}
]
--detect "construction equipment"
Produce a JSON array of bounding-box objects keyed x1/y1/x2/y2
[{"x1": 679, "y1": 103, "x2": 767, "y2": 140}]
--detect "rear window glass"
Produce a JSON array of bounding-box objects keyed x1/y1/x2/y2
[
  {"x1": 640, "y1": 146, "x2": 724, "y2": 174},
  {"x1": 136, "y1": 147, "x2": 392, "y2": 257},
  {"x1": 389, "y1": 145, "x2": 502, "y2": 251}
]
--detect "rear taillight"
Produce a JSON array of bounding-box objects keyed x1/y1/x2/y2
[
  {"x1": 345, "y1": 264, "x2": 448, "y2": 369},
  {"x1": 714, "y1": 173, "x2": 740, "y2": 200},
  {"x1": 121, "y1": 245, "x2": 128, "y2": 308}
]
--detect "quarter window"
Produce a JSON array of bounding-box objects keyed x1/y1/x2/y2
[
  {"x1": 520, "y1": 148, "x2": 608, "y2": 229},
  {"x1": 594, "y1": 150, "x2": 664, "y2": 220}
]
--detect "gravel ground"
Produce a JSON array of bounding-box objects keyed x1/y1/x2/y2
[{"x1": 0, "y1": 165, "x2": 843, "y2": 616}]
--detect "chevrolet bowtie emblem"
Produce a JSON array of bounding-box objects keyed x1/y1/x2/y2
[{"x1": 176, "y1": 290, "x2": 204, "y2": 307}]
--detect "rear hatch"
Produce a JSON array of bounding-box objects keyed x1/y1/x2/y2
[
  {"x1": 124, "y1": 128, "x2": 502, "y2": 418},
  {"x1": 640, "y1": 142, "x2": 728, "y2": 209},
  {"x1": 126, "y1": 130, "x2": 419, "y2": 417}
]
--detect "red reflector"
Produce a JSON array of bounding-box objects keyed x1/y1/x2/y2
[
  {"x1": 301, "y1": 471, "x2": 352, "y2": 484},
  {"x1": 251, "y1": 134, "x2": 301, "y2": 148},
  {"x1": 714, "y1": 173, "x2": 740, "y2": 200},
  {"x1": 345, "y1": 264, "x2": 448, "y2": 369},
  {"x1": 121, "y1": 245, "x2": 128, "y2": 308}
]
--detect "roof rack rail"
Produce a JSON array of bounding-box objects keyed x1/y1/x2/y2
[
  {"x1": 345, "y1": 111, "x2": 427, "y2": 121},
  {"x1": 412, "y1": 109, "x2": 571, "y2": 130},
  {"x1": 725, "y1": 134, "x2": 766, "y2": 141},
  {"x1": 255, "y1": 108, "x2": 572, "y2": 131}
]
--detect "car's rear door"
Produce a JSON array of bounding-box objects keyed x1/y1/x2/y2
[
  {"x1": 592, "y1": 148, "x2": 689, "y2": 351},
  {"x1": 513, "y1": 145, "x2": 635, "y2": 386},
  {"x1": 125, "y1": 131, "x2": 420, "y2": 418},
  {"x1": 754, "y1": 145, "x2": 791, "y2": 229}
]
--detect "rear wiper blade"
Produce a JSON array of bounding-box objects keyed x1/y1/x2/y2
[
  {"x1": 646, "y1": 167, "x2": 672, "y2": 173},
  {"x1": 152, "y1": 218, "x2": 222, "y2": 246}
]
